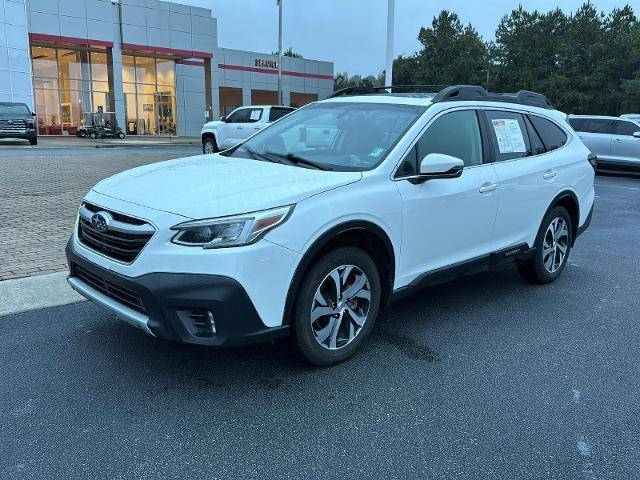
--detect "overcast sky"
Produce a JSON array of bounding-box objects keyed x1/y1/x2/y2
[{"x1": 184, "y1": 0, "x2": 632, "y2": 75}]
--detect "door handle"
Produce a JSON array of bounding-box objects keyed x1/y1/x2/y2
[
  {"x1": 543, "y1": 169, "x2": 558, "y2": 180},
  {"x1": 236, "y1": 126, "x2": 243, "y2": 130},
  {"x1": 253, "y1": 126, "x2": 261, "y2": 130},
  {"x1": 479, "y1": 182, "x2": 498, "y2": 194},
  {"x1": 614, "y1": 138, "x2": 623, "y2": 143}
]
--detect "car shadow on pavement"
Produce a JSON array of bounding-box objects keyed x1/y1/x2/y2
[{"x1": 71, "y1": 263, "x2": 545, "y2": 391}]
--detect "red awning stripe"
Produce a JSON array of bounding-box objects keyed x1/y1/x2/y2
[
  {"x1": 218, "y1": 63, "x2": 333, "y2": 80},
  {"x1": 121, "y1": 43, "x2": 213, "y2": 59},
  {"x1": 176, "y1": 59, "x2": 206, "y2": 67},
  {"x1": 29, "y1": 33, "x2": 114, "y2": 48}
]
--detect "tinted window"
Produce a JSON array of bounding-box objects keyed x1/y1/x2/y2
[
  {"x1": 615, "y1": 120, "x2": 640, "y2": 136},
  {"x1": 0, "y1": 103, "x2": 30, "y2": 115},
  {"x1": 573, "y1": 118, "x2": 616, "y2": 134},
  {"x1": 529, "y1": 115, "x2": 568, "y2": 151},
  {"x1": 485, "y1": 111, "x2": 531, "y2": 162},
  {"x1": 227, "y1": 108, "x2": 250, "y2": 123},
  {"x1": 524, "y1": 116, "x2": 546, "y2": 155},
  {"x1": 269, "y1": 107, "x2": 294, "y2": 122}
]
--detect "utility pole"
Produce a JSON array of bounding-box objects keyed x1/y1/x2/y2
[
  {"x1": 385, "y1": 0, "x2": 395, "y2": 88},
  {"x1": 277, "y1": 0, "x2": 283, "y2": 105}
]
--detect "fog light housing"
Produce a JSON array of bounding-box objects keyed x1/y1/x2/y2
[{"x1": 188, "y1": 309, "x2": 216, "y2": 338}]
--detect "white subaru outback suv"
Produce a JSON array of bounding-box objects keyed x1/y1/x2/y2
[{"x1": 66, "y1": 85, "x2": 595, "y2": 366}]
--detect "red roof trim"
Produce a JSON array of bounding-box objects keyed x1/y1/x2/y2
[
  {"x1": 176, "y1": 59, "x2": 206, "y2": 67},
  {"x1": 29, "y1": 33, "x2": 113, "y2": 48},
  {"x1": 121, "y1": 43, "x2": 212, "y2": 59},
  {"x1": 218, "y1": 63, "x2": 333, "y2": 80}
]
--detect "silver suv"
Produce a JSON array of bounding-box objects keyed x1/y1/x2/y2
[{"x1": 568, "y1": 115, "x2": 640, "y2": 172}]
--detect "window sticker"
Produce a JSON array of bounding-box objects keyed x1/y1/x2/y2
[
  {"x1": 250, "y1": 110, "x2": 261, "y2": 121},
  {"x1": 491, "y1": 119, "x2": 527, "y2": 153}
]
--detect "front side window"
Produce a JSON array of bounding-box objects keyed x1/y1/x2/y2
[
  {"x1": 485, "y1": 110, "x2": 531, "y2": 162},
  {"x1": 227, "y1": 108, "x2": 250, "y2": 123},
  {"x1": 529, "y1": 115, "x2": 568, "y2": 152},
  {"x1": 615, "y1": 120, "x2": 640, "y2": 136},
  {"x1": 228, "y1": 102, "x2": 425, "y2": 172},
  {"x1": 246, "y1": 108, "x2": 263, "y2": 123}
]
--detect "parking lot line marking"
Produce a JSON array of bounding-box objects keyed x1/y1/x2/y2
[{"x1": 594, "y1": 183, "x2": 640, "y2": 191}]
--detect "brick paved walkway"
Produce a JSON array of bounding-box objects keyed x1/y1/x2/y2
[{"x1": 0, "y1": 147, "x2": 199, "y2": 281}]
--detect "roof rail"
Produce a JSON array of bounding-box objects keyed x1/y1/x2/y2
[
  {"x1": 328, "y1": 85, "x2": 448, "y2": 99},
  {"x1": 431, "y1": 85, "x2": 553, "y2": 109}
]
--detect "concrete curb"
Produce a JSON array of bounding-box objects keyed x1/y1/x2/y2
[{"x1": 0, "y1": 271, "x2": 85, "y2": 317}]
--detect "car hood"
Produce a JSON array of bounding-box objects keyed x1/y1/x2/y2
[
  {"x1": 203, "y1": 120, "x2": 224, "y2": 130},
  {"x1": 92, "y1": 154, "x2": 362, "y2": 219}
]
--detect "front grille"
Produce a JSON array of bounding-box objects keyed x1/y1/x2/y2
[
  {"x1": 77, "y1": 203, "x2": 154, "y2": 263},
  {"x1": 0, "y1": 119, "x2": 27, "y2": 132},
  {"x1": 71, "y1": 262, "x2": 147, "y2": 314}
]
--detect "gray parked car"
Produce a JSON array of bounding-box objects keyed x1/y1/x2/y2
[{"x1": 568, "y1": 115, "x2": 640, "y2": 172}]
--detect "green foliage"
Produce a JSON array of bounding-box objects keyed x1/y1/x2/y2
[
  {"x1": 336, "y1": 3, "x2": 640, "y2": 115},
  {"x1": 334, "y1": 71, "x2": 385, "y2": 91},
  {"x1": 271, "y1": 47, "x2": 303, "y2": 58}
]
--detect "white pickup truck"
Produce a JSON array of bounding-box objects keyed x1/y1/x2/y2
[{"x1": 201, "y1": 105, "x2": 295, "y2": 153}]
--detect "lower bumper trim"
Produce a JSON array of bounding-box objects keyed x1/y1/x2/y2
[{"x1": 68, "y1": 276, "x2": 154, "y2": 336}]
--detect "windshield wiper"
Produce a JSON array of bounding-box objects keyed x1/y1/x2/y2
[{"x1": 264, "y1": 151, "x2": 331, "y2": 171}]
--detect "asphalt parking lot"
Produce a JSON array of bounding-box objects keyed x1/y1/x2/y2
[{"x1": 1, "y1": 173, "x2": 639, "y2": 479}]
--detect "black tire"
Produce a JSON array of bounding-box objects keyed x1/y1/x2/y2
[
  {"x1": 117, "y1": 131, "x2": 125, "y2": 139},
  {"x1": 518, "y1": 206, "x2": 573, "y2": 284},
  {"x1": 89, "y1": 132, "x2": 97, "y2": 140},
  {"x1": 29, "y1": 137, "x2": 37, "y2": 146},
  {"x1": 202, "y1": 136, "x2": 218, "y2": 154},
  {"x1": 78, "y1": 130, "x2": 86, "y2": 138},
  {"x1": 292, "y1": 247, "x2": 382, "y2": 366}
]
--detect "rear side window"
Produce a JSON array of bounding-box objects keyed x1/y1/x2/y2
[
  {"x1": 485, "y1": 110, "x2": 531, "y2": 162},
  {"x1": 572, "y1": 118, "x2": 616, "y2": 134},
  {"x1": 269, "y1": 107, "x2": 294, "y2": 122},
  {"x1": 246, "y1": 108, "x2": 263, "y2": 123},
  {"x1": 524, "y1": 116, "x2": 546, "y2": 155},
  {"x1": 615, "y1": 120, "x2": 640, "y2": 136},
  {"x1": 529, "y1": 115, "x2": 568, "y2": 151}
]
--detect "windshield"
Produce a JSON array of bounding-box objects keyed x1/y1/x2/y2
[
  {"x1": 0, "y1": 104, "x2": 31, "y2": 115},
  {"x1": 227, "y1": 102, "x2": 426, "y2": 171}
]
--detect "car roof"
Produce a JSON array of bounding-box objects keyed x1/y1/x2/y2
[{"x1": 568, "y1": 114, "x2": 624, "y2": 121}]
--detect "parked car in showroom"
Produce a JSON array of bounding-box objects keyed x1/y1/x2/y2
[
  {"x1": 201, "y1": 105, "x2": 295, "y2": 153},
  {"x1": 568, "y1": 115, "x2": 640, "y2": 172},
  {"x1": 0, "y1": 102, "x2": 38, "y2": 145},
  {"x1": 67, "y1": 85, "x2": 594, "y2": 366}
]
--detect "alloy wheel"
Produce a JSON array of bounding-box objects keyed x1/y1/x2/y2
[
  {"x1": 542, "y1": 217, "x2": 569, "y2": 274},
  {"x1": 204, "y1": 140, "x2": 215, "y2": 154},
  {"x1": 310, "y1": 265, "x2": 371, "y2": 350}
]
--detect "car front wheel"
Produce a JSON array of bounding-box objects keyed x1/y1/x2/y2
[
  {"x1": 293, "y1": 247, "x2": 381, "y2": 366},
  {"x1": 202, "y1": 137, "x2": 218, "y2": 154},
  {"x1": 518, "y1": 205, "x2": 572, "y2": 284}
]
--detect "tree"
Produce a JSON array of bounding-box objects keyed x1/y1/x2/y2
[{"x1": 271, "y1": 47, "x2": 303, "y2": 58}]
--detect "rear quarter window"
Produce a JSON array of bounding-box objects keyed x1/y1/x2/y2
[
  {"x1": 529, "y1": 115, "x2": 568, "y2": 152},
  {"x1": 269, "y1": 107, "x2": 294, "y2": 122}
]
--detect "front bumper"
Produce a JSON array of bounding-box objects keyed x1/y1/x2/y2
[
  {"x1": 0, "y1": 128, "x2": 36, "y2": 140},
  {"x1": 66, "y1": 239, "x2": 289, "y2": 346}
]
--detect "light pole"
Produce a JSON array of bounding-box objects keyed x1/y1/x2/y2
[
  {"x1": 277, "y1": 0, "x2": 283, "y2": 105},
  {"x1": 385, "y1": 0, "x2": 395, "y2": 88}
]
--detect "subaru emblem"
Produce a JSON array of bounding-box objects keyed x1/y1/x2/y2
[{"x1": 91, "y1": 213, "x2": 109, "y2": 232}]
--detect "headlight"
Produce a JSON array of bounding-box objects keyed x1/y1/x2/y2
[{"x1": 170, "y1": 205, "x2": 294, "y2": 248}]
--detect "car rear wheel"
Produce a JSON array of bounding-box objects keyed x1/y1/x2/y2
[
  {"x1": 518, "y1": 206, "x2": 572, "y2": 284},
  {"x1": 292, "y1": 247, "x2": 381, "y2": 366},
  {"x1": 89, "y1": 132, "x2": 97, "y2": 140},
  {"x1": 116, "y1": 131, "x2": 125, "y2": 139},
  {"x1": 202, "y1": 136, "x2": 218, "y2": 154}
]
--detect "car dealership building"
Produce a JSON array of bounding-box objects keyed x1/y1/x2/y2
[{"x1": 0, "y1": 0, "x2": 334, "y2": 137}]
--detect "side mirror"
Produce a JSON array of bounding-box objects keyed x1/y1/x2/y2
[
  {"x1": 220, "y1": 116, "x2": 227, "y2": 122},
  {"x1": 633, "y1": 131, "x2": 640, "y2": 138},
  {"x1": 32, "y1": 112, "x2": 37, "y2": 117},
  {"x1": 409, "y1": 153, "x2": 464, "y2": 183}
]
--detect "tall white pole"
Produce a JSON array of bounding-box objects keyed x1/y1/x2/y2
[
  {"x1": 278, "y1": 0, "x2": 283, "y2": 104},
  {"x1": 385, "y1": 0, "x2": 395, "y2": 87}
]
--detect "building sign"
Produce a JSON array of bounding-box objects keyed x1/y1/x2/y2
[{"x1": 255, "y1": 59, "x2": 279, "y2": 69}]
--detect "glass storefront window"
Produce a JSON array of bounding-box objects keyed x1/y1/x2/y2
[
  {"x1": 31, "y1": 46, "x2": 116, "y2": 135},
  {"x1": 121, "y1": 55, "x2": 177, "y2": 135}
]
